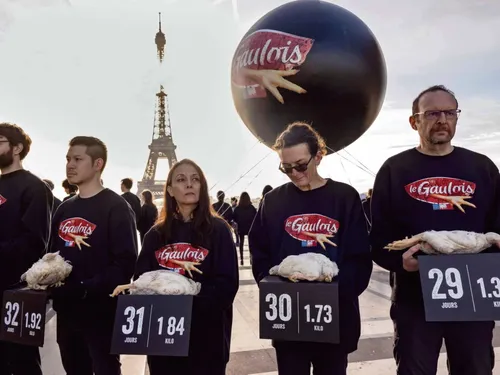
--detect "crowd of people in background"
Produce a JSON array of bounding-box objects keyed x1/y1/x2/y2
[{"x1": 212, "y1": 185, "x2": 273, "y2": 266}]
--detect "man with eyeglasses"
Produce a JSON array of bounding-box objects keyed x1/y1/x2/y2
[
  {"x1": 249, "y1": 121, "x2": 372, "y2": 375},
  {"x1": 370, "y1": 85, "x2": 500, "y2": 375}
]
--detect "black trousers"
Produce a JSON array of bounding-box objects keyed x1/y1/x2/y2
[
  {"x1": 0, "y1": 341, "x2": 41, "y2": 375},
  {"x1": 274, "y1": 341, "x2": 348, "y2": 375},
  {"x1": 147, "y1": 356, "x2": 226, "y2": 375},
  {"x1": 56, "y1": 313, "x2": 121, "y2": 375},
  {"x1": 391, "y1": 303, "x2": 495, "y2": 375},
  {"x1": 238, "y1": 234, "x2": 246, "y2": 264}
]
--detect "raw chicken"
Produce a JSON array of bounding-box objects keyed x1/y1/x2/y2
[
  {"x1": 111, "y1": 269, "x2": 201, "y2": 297},
  {"x1": 384, "y1": 230, "x2": 500, "y2": 254},
  {"x1": 269, "y1": 252, "x2": 339, "y2": 282},
  {"x1": 21, "y1": 252, "x2": 73, "y2": 290}
]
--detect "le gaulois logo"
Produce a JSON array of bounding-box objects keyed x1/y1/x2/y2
[
  {"x1": 155, "y1": 243, "x2": 209, "y2": 277},
  {"x1": 405, "y1": 177, "x2": 476, "y2": 212},
  {"x1": 285, "y1": 214, "x2": 339, "y2": 243},
  {"x1": 0, "y1": 195, "x2": 6, "y2": 206},
  {"x1": 59, "y1": 217, "x2": 96, "y2": 247},
  {"x1": 231, "y1": 29, "x2": 314, "y2": 99}
]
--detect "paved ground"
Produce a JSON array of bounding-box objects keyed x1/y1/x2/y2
[{"x1": 38, "y1": 245, "x2": 500, "y2": 374}]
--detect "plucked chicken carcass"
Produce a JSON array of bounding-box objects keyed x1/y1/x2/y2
[
  {"x1": 269, "y1": 252, "x2": 339, "y2": 282},
  {"x1": 21, "y1": 252, "x2": 73, "y2": 290},
  {"x1": 384, "y1": 230, "x2": 500, "y2": 254},
  {"x1": 111, "y1": 269, "x2": 202, "y2": 297}
]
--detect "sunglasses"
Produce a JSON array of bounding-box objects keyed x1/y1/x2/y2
[{"x1": 279, "y1": 155, "x2": 313, "y2": 174}]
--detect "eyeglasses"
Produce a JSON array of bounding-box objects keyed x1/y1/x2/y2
[
  {"x1": 413, "y1": 109, "x2": 461, "y2": 121},
  {"x1": 279, "y1": 155, "x2": 313, "y2": 174}
]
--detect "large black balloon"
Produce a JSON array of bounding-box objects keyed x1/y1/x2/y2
[{"x1": 231, "y1": 0, "x2": 387, "y2": 153}]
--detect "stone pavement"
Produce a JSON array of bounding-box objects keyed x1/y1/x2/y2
[{"x1": 38, "y1": 246, "x2": 500, "y2": 374}]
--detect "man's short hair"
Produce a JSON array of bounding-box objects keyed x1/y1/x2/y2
[
  {"x1": 412, "y1": 85, "x2": 458, "y2": 115},
  {"x1": 121, "y1": 178, "x2": 133, "y2": 190},
  {"x1": 69, "y1": 136, "x2": 108, "y2": 172},
  {"x1": 0, "y1": 123, "x2": 32, "y2": 160}
]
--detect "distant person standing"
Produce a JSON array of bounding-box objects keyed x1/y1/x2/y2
[
  {"x1": 44, "y1": 178, "x2": 62, "y2": 213},
  {"x1": 259, "y1": 184, "x2": 273, "y2": 209},
  {"x1": 230, "y1": 197, "x2": 239, "y2": 247},
  {"x1": 362, "y1": 188, "x2": 372, "y2": 231},
  {"x1": 231, "y1": 197, "x2": 238, "y2": 211},
  {"x1": 138, "y1": 189, "x2": 158, "y2": 243},
  {"x1": 233, "y1": 192, "x2": 257, "y2": 266},
  {"x1": 120, "y1": 177, "x2": 141, "y2": 229},
  {"x1": 0, "y1": 123, "x2": 53, "y2": 374},
  {"x1": 212, "y1": 190, "x2": 233, "y2": 224},
  {"x1": 62, "y1": 178, "x2": 78, "y2": 201}
]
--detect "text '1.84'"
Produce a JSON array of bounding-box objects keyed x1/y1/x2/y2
[
  {"x1": 111, "y1": 294, "x2": 193, "y2": 356},
  {"x1": 121, "y1": 305, "x2": 185, "y2": 345}
]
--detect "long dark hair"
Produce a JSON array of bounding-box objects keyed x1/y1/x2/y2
[
  {"x1": 261, "y1": 185, "x2": 273, "y2": 197},
  {"x1": 141, "y1": 189, "x2": 154, "y2": 206},
  {"x1": 156, "y1": 159, "x2": 215, "y2": 246},
  {"x1": 238, "y1": 191, "x2": 252, "y2": 208}
]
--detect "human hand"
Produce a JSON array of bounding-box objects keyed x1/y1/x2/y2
[
  {"x1": 402, "y1": 244, "x2": 420, "y2": 272},
  {"x1": 242, "y1": 68, "x2": 306, "y2": 104}
]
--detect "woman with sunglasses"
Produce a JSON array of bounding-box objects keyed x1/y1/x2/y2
[{"x1": 248, "y1": 121, "x2": 372, "y2": 375}]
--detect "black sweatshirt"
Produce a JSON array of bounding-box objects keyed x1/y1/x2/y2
[
  {"x1": 233, "y1": 204, "x2": 257, "y2": 235},
  {"x1": 0, "y1": 170, "x2": 53, "y2": 290},
  {"x1": 135, "y1": 217, "x2": 239, "y2": 373},
  {"x1": 121, "y1": 191, "x2": 141, "y2": 228},
  {"x1": 249, "y1": 179, "x2": 373, "y2": 353},
  {"x1": 370, "y1": 147, "x2": 500, "y2": 306},
  {"x1": 50, "y1": 188, "x2": 138, "y2": 317},
  {"x1": 212, "y1": 201, "x2": 233, "y2": 224}
]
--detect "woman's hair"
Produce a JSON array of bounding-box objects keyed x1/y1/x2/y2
[
  {"x1": 156, "y1": 159, "x2": 214, "y2": 246},
  {"x1": 62, "y1": 178, "x2": 78, "y2": 193},
  {"x1": 141, "y1": 189, "x2": 154, "y2": 205},
  {"x1": 238, "y1": 192, "x2": 252, "y2": 207},
  {"x1": 261, "y1": 185, "x2": 273, "y2": 197},
  {"x1": 272, "y1": 121, "x2": 327, "y2": 156}
]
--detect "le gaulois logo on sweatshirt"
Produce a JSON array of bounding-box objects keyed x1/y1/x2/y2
[
  {"x1": 59, "y1": 217, "x2": 96, "y2": 249},
  {"x1": 285, "y1": 214, "x2": 339, "y2": 248},
  {"x1": 155, "y1": 243, "x2": 209, "y2": 278},
  {"x1": 0, "y1": 195, "x2": 6, "y2": 206},
  {"x1": 405, "y1": 177, "x2": 476, "y2": 213}
]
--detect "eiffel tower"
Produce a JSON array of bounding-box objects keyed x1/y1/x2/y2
[{"x1": 137, "y1": 13, "x2": 177, "y2": 198}]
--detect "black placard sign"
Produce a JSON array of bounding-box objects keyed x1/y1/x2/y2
[
  {"x1": 111, "y1": 295, "x2": 193, "y2": 356},
  {"x1": 0, "y1": 288, "x2": 48, "y2": 347},
  {"x1": 259, "y1": 276, "x2": 339, "y2": 343},
  {"x1": 419, "y1": 253, "x2": 500, "y2": 322}
]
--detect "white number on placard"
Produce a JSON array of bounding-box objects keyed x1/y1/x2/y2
[
  {"x1": 477, "y1": 277, "x2": 500, "y2": 298},
  {"x1": 158, "y1": 316, "x2": 185, "y2": 336},
  {"x1": 265, "y1": 293, "x2": 292, "y2": 322},
  {"x1": 428, "y1": 268, "x2": 463, "y2": 300},
  {"x1": 122, "y1": 306, "x2": 145, "y2": 335},
  {"x1": 304, "y1": 304, "x2": 333, "y2": 323},
  {"x1": 24, "y1": 313, "x2": 42, "y2": 330},
  {"x1": 4, "y1": 302, "x2": 20, "y2": 327}
]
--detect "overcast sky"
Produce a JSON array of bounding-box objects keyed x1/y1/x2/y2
[{"x1": 0, "y1": 0, "x2": 499, "y2": 200}]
